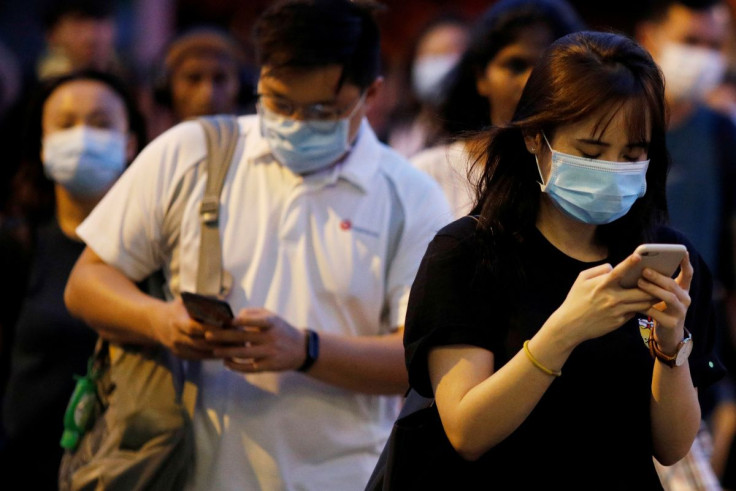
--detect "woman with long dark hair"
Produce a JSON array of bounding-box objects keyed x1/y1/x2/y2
[
  {"x1": 411, "y1": 0, "x2": 584, "y2": 218},
  {"x1": 403, "y1": 31, "x2": 723, "y2": 488}
]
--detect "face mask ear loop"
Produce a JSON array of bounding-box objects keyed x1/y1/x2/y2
[
  {"x1": 534, "y1": 154, "x2": 546, "y2": 188},
  {"x1": 346, "y1": 92, "x2": 367, "y2": 120},
  {"x1": 534, "y1": 131, "x2": 554, "y2": 189}
]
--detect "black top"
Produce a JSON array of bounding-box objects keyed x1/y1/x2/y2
[
  {"x1": 0, "y1": 219, "x2": 97, "y2": 488},
  {"x1": 404, "y1": 217, "x2": 724, "y2": 489}
]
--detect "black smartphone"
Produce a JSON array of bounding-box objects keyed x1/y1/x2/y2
[{"x1": 181, "y1": 291, "x2": 234, "y2": 327}]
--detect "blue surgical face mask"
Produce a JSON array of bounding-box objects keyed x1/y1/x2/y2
[
  {"x1": 259, "y1": 95, "x2": 365, "y2": 175},
  {"x1": 42, "y1": 125, "x2": 126, "y2": 198},
  {"x1": 535, "y1": 133, "x2": 649, "y2": 225}
]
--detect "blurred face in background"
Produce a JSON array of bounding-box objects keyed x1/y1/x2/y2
[
  {"x1": 411, "y1": 21, "x2": 469, "y2": 104},
  {"x1": 47, "y1": 13, "x2": 117, "y2": 71},
  {"x1": 170, "y1": 52, "x2": 241, "y2": 120},
  {"x1": 41, "y1": 79, "x2": 135, "y2": 200},
  {"x1": 639, "y1": 3, "x2": 730, "y2": 103},
  {"x1": 475, "y1": 23, "x2": 553, "y2": 125}
]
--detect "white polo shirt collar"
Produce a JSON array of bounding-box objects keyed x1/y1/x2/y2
[{"x1": 250, "y1": 117, "x2": 379, "y2": 193}]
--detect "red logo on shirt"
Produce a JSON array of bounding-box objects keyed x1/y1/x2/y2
[{"x1": 340, "y1": 219, "x2": 352, "y2": 231}]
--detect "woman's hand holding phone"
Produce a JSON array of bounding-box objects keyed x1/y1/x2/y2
[
  {"x1": 547, "y1": 257, "x2": 659, "y2": 347},
  {"x1": 633, "y1": 251, "x2": 693, "y2": 352}
]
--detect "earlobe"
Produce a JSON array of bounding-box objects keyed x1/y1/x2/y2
[
  {"x1": 523, "y1": 132, "x2": 541, "y2": 155},
  {"x1": 364, "y1": 77, "x2": 384, "y2": 105}
]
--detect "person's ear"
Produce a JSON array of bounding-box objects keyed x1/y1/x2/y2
[
  {"x1": 523, "y1": 131, "x2": 541, "y2": 155},
  {"x1": 364, "y1": 76, "x2": 384, "y2": 107},
  {"x1": 124, "y1": 132, "x2": 138, "y2": 163}
]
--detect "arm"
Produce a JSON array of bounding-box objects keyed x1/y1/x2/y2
[
  {"x1": 429, "y1": 257, "x2": 662, "y2": 460},
  {"x1": 639, "y1": 255, "x2": 701, "y2": 464},
  {"x1": 65, "y1": 247, "x2": 218, "y2": 359},
  {"x1": 204, "y1": 309, "x2": 407, "y2": 394}
]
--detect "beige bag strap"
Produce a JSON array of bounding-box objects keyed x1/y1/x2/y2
[
  {"x1": 181, "y1": 116, "x2": 240, "y2": 416},
  {"x1": 196, "y1": 115, "x2": 240, "y2": 297}
]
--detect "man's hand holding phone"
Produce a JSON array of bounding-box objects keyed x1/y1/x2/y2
[
  {"x1": 204, "y1": 307, "x2": 307, "y2": 373},
  {"x1": 148, "y1": 296, "x2": 220, "y2": 360}
]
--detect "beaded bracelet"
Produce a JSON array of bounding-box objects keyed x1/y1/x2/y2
[{"x1": 523, "y1": 340, "x2": 562, "y2": 377}]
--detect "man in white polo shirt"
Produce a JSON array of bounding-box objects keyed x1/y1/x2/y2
[{"x1": 64, "y1": 0, "x2": 450, "y2": 490}]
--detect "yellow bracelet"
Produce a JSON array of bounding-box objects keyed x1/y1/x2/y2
[{"x1": 523, "y1": 340, "x2": 561, "y2": 377}]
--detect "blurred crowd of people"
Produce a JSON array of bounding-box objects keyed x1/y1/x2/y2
[{"x1": 2, "y1": 0, "x2": 736, "y2": 489}]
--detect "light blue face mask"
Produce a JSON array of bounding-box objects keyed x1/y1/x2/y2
[
  {"x1": 42, "y1": 125, "x2": 126, "y2": 198},
  {"x1": 259, "y1": 95, "x2": 365, "y2": 175},
  {"x1": 535, "y1": 133, "x2": 649, "y2": 225}
]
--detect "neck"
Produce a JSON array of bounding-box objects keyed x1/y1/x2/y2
[
  {"x1": 54, "y1": 185, "x2": 99, "y2": 240},
  {"x1": 536, "y1": 197, "x2": 607, "y2": 262}
]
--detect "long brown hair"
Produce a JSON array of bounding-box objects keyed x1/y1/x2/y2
[{"x1": 472, "y1": 31, "x2": 669, "y2": 278}]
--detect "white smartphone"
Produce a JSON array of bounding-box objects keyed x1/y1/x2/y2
[{"x1": 619, "y1": 243, "x2": 687, "y2": 288}]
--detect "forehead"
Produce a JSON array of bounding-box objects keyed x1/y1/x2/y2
[
  {"x1": 173, "y1": 55, "x2": 238, "y2": 76},
  {"x1": 416, "y1": 23, "x2": 468, "y2": 56},
  {"x1": 556, "y1": 100, "x2": 652, "y2": 142},
  {"x1": 44, "y1": 79, "x2": 124, "y2": 115},
  {"x1": 492, "y1": 24, "x2": 554, "y2": 61},
  {"x1": 662, "y1": 4, "x2": 730, "y2": 46},
  {"x1": 258, "y1": 64, "x2": 362, "y2": 103}
]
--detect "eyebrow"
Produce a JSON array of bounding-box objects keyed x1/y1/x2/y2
[
  {"x1": 258, "y1": 87, "x2": 338, "y2": 106},
  {"x1": 576, "y1": 138, "x2": 649, "y2": 149}
]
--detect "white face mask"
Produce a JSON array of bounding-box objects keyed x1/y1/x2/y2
[
  {"x1": 411, "y1": 53, "x2": 460, "y2": 104},
  {"x1": 42, "y1": 125, "x2": 126, "y2": 198},
  {"x1": 658, "y1": 42, "x2": 726, "y2": 102}
]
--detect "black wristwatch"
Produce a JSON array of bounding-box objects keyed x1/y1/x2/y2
[{"x1": 297, "y1": 329, "x2": 320, "y2": 372}]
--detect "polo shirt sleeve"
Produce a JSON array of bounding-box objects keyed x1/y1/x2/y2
[
  {"x1": 77, "y1": 121, "x2": 206, "y2": 282},
  {"x1": 384, "y1": 168, "x2": 452, "y2": 330}
]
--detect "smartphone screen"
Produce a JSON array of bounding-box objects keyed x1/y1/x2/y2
[{"x1": 181, "y1": 291, "x2": 234, "y2": 327}]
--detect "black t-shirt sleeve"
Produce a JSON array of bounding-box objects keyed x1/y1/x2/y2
[
  {"x1": 656, "y1": 227, "x2": 725, "y2": 387},
  {"x1": 404, "y1": 218, "x2": 500, "y2": 397}
]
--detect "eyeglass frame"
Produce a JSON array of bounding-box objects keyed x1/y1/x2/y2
[{"x1": 255, "y1": 91, "x2": 366, "y2": 122}]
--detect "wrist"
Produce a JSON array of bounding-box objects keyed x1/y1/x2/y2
[
  {"x1": 297, "y1": 329, "x2": 320, "y2": 372},
  {"x1": 541, "y1": 313, "x2": 581, "y2": 354},
  {"x1": 652, "y1": 325, "x2": 685, "y2": 354},
  {"x1": 649, "y1": 327, "x2": 692, "y2": 368}
]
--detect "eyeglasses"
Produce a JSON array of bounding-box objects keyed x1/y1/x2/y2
[{"x1": 256, "y1": 93, "x2": 365, "y2": 122}]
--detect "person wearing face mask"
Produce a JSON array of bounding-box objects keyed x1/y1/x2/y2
[
  {"x1": 410, "y1": 0, "x2": 584, "y2": 219},
  {"x1": 401, "y1": 31, "x2": 725, "y2": 489},
  {"x1": 399, "y1": 32, "x2": 723, "y2": 490},
  {"x1": 0, "y1": 70, "x2": 144, "y2": 490},
  {"x1": 63, "y1": 1, "x2": 450, "y2": 490},
  {"x1": 385, "y1": 14, "x2": 469, "y2": 157},
  {"x1": 636, "y1": 2, "x2": 736, "y2": 487}
]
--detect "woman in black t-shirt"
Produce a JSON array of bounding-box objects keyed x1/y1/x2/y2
[
  {"x1": 403, "y1": 31, "x2": 724, "y2": 489},
  {"x1": 0, "y1": 70, "x2": 145, "y2": 489}
]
